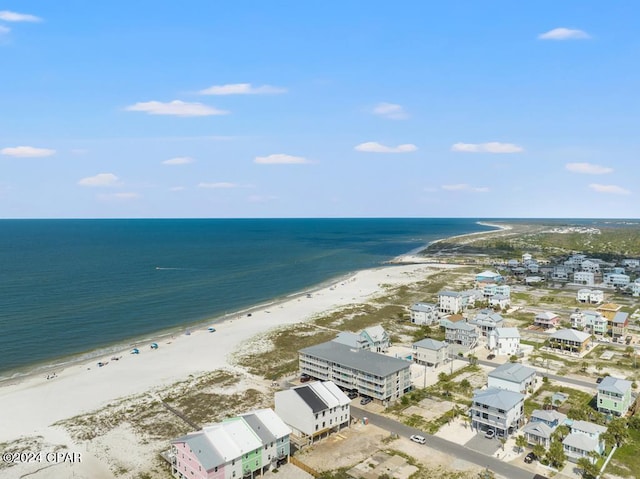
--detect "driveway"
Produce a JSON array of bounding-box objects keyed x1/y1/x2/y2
[{"x1": 465, "y1": 433, "x2": 502, "y2": 456}]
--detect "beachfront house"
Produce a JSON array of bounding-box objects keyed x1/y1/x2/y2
[
  {"x1": 552, "y1": 266, "x2": 570, "y2": 281},
  {"x1": 622, "y1": 259, "x2": 640, "y2": 268},
  {"x1": 522, "y1": 409, "x2": 568, "y2": 448},
  {"x1": 631, "y1": 280, "x2": 640, "y2": 297},
  {"x1": 533, "y1": 311, "x2": 560, "y2": 330},
  {"x1": 487, "y1": 327, "x2": 520, "y2": 356},
  {"x1": 470, "y1": 387, "x2": 525, "y2": 438},
  {"x1": 298, "y1": 341, "x2": 412, "y2": 405},
  {"x1": 581, "y1": 260, "x2": 600, "y2": 273},
  {"x1": 597, "y1": 376, "x2": 633, "y2": 417},
  {"x1": 412, "y1": 338, "x2": 449, "y2": 367},
  {"x1": 576, "y1": 289, "x2": 604, "y2": 304},
  {"x1": 597, "y1": 303, "x2": 623, "y2": 324},
  {"x1": 409, "y1": 302, "x2": 439, "y2": 326},
  {"x1": 488, "y1": 294, "x2": 510, "y2": 310},
  {"x1": 548, "y1": 329, "x2": 592, "y2": 354},
  {"x1": 563, "y1": 420, "x2": 607, "y2": 463},
  {"x1": 169, "y1": 408, "x2": 291, "y2": 479},
  {"x1": 333, "y1": 325, "x2": 390, "y2": 353},
  {"x1": 481, "y1": 283, "x2": 511, "y2": 299},
  {"x1": 487, "y1": 363, "x2": 536, "y2": 395},
  {"x1": 274, "y1": 381, "x2": 350, "y2": 446},
  {"x1": 444, "y1": 321, "x2": 478, "y2": 349},
  {"x1": 571, "y1": 309, "x2": 608, "y2": 335},
  {"x1": 437, "y1": 290, "x2": 478, "y2": 314},
  {"x1": 469, "y1": 309, "x2": 504, "y2": 337},
  {"x1": 573, "y1": 271, "x2": 595, "y2": 286}
]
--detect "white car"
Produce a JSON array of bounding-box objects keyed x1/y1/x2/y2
[
  {"x1": 484, "y1": 429, "x2": 495, "y2": 439},
  {"x1": 410, "y1": 434, "x2": 426, "y2": 444}
]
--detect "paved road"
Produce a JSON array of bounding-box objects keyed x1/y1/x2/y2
[{"x1": 351, "y1": 406, "x2": 539, "y2": 479}]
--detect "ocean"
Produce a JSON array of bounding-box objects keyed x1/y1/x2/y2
[{"x1": 0, "y1": 218, "x2": 494, "y2": 378}]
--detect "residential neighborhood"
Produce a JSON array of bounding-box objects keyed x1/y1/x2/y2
[{"x1": 164, "y1": 246, "x2": 640, "y2": 479}]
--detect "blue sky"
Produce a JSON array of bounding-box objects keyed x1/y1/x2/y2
[{"x1": 1, "y1": 1, "x2": 639, "y2": 218}]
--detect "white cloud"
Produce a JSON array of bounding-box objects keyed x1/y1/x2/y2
[
  {"x1": 354, "y1": 142, "x2": 418, "y2": 153},
  {"x1": 199, "y1": 83, "x2": 287, "y2": 95},
  {"x1": 372, "y1": 102, "x2": 408, "y2": 120},
  {"x1": 589, "y1": 184, "x2": 630, "y2": 195},
  {"x1": 441, "y1": 184, "x2": 490, "y2": 193},
  {"x1": 538, "y1": 28, "x2": 590, "y2": 40},
  {"x1": 169, "y1": 186, "x2": 185, "y2": 192},
  {"x1": 565, "y1": 162, "x2": 613, "y2": 175},
  {"x1": 198, "y1": 182, "x2": 239, "y2": 189},
  {"x1": 254, "y1": 153, "x2": 310, "y2": 164},
  {"x1": 125, "y1": 100, "x2": 228, "y2": 117},
  {"x1": 451, "y1": 142, "x2": 524, "y2": 153},
  {"x1": 78, "y1": 173, "x2": 120, "y2": 187},
  {"x1": 162, "y1": 156, "x2": 194, "y2": 166},
  {"x1": 0, "y1": 11, "x2": 42, "y2": 22},
  {"x1": 1, "y1": 146, "x2": 55, "y2": 157}
]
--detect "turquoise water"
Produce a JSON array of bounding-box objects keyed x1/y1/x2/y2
[{"x1": 0, "y1": 218, "x2": 494, "y2": 376}]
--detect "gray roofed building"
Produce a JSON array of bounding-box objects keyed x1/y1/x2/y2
[
  {"x1": 299, "y1": 341, "x2": 412, "y2": 403},
  {"x1": 488, "y1": 363, "x2": 536, "y2": 383},
  {"x1": 570, "y1": 420, "x2": 607, "y2": 436},
  {"x1": 413, "y1": 338, "x2": 447, "y2": 350},
  {"x1": 412, "y1": 338, "x2": 448, "y2": 367},
  {"x1": 598, "y1": 376, "x2": 632, "y2": 395},
  {"x1": 522, "y1": 421, "x2": 553, "y2": 441},
  {"x1": 551, "y1": 329, "x2": 591, "y2": 343},
  {"x1": 241, "y1": 413, "x2": 277, "y2": 444},
  {"x1": 470, "y1": 387, "x2": 525, "y2": 437},
  {"x1": 172, "y1": 432, "x2": 225, "y2": 471},
  {"x1": 472, "y1": 388, "x2": 524, "y2": 411},
  {"x1": 294, "y1": 386, "x2": 326, "y2": 414}
]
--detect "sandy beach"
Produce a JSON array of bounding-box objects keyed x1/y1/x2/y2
[{"x1": 0, "y1": 260, "x2": 463, "y2": 479}]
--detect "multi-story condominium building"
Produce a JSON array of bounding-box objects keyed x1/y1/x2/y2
[
  {"x1": 298, "y1": 341, "x2": 412, "y2": 404},
  {"x1": 444, "y1": 321, "x2": 478, "y2": 349},
  {"x1": 548, "y1": 329, "x2": 591, "y2": 354},
  {"x1": 612, "y1": 312, "x2": 629, "y2": 340},
  {"x1": 487, "y1": 362, "x2": 536, "y2": 394},
  {"x1": 631, "y1": 280, "x2": 640, "y2": 297},
  {"x1": 437, "y1": 290, "x2": 478, "y2": 314},
  {"x1": 412, "y1": 338, "x2": 449, "y2": 367},
  {"x1": 564, "y1": 254, "x2": 587, "y2": 270},
  {"x1": 534, "y1": 311, "x2": 560, "y2": 330},
  {"x1": 169, "y1": 408, "x2": 291, "y2": 479},
  {"x1": 563, "y1": 420, "x2": 606, "y2": 463},
  {"x1": 597, "y1": 376, "x2": 633, "y2": 417},
  {"x1": 576, "y1": 289, "x2": 604, "y2": 304},
  {"x1": 333, "y1": 325, "x2": 390, "y2": 352},
  {"x1": 573, "y1": 271, "x2": 595, "y2": 286},
  {"x1": 470, "y1": 387, "x2": 525, "y2": 438},
  {"x1": 475, "y1": 270, "x2": 503, "y2": 283},
  {"x1": 487, "y1": 327, "x2": 520, "y2": 356},
  {"x1": 622, "y1": 259, "x2": 640, "y2": 268},
  {"x1": 469, "y1": 309, "x2": 504, "y2": 337},
  {"x1": 409, "y1": 302, "x2": 439, "y2": 326},
  {"x1": 552, "y1": 266, "x2": 570, "y2": 281},
  {"x1": 603, "y1": 273, "x2": 631, "y2": 288},
  {"x1": 274, "y1": 381, "x2": 350, "y2": 445},
  {"x1": 522, "y1": 409, "x2": 568, "y2": 448}
]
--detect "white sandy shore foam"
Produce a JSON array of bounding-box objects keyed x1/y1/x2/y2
[{"x1": 0, "y1": 261, "x2": 464, "y2": 479}]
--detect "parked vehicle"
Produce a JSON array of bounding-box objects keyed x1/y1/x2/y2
[
  {"x1": 524, "y1": 452, "x2": 536, "y2": 463},
  {"x1": 347, "y1": 391, "x2": 358, "y2": 399},
  {"x1": 410, "y1": 434, "x2": 426, "y2": 444},
  {"x1": 484, "y1": 429, "x2": 495, "y2": 439},
  {"x1": 360, "y1": 397, "x2": 372, "y2": 405},
  {"x1": 300, "y1": 374, "x2": 311, "y2": 383},
  {"x1": 487, "y1": 354, "x2": 496, "y2": 360}
]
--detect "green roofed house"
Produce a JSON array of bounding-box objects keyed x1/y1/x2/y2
[{"x1": 597, "y1": 376, "x2": 633, "y2": 417}]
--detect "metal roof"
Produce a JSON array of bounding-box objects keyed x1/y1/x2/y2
[
  {"x1": 550, "y1": 328, "x2": 591, "y2": 343},
  {"x1": 410, "y1": 302, "x2": 436, "y2": 312},
  {"x1": 472, "y1": 387, "x2": 524, "y2": 410},
  {"x1": 172, "y1": 432, "x2": 226, "y2": 471},
  {"x1": 299, "y1": 340, "x2": 411, "y2": 377},
  {"x1": 413, "y1": 338, "x2": 447, "y2": 351},
  {"x1": 563, "y1": 432, "x2": 599, "y2": 452},
  {"x1": 488, "y1": 363, "x2": 536, "y2": 383},
  {"x1": 522, "y1": 421, "x2": 553, "y2": 439},
  {"x1": 294, "y1": 385, "x2": 327, "y2": 413},
  {"x1": 598, "y1": 376, "x2": 632, "y2": 395}
]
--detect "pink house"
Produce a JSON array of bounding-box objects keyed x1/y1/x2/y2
[
  {"x1": 171, "y1": 439, "x2": 225, "y2": 479},
  {"x1": 534, "y1": 311, "x2": 560, "y2": 330}
]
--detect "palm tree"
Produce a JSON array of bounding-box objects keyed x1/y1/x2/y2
[
  {"x1": 542, "y1": 396, "x2": 552, "y2": 410},
  {"x1": 515, "y1": 435, "x2": 527, "y2": 454},
  {"x1": 581, "y1": 361, "x2": 588, "y2": 372},
  {"x1": 577, "y1": 456, "x2": 599, "y2": 479},
  {"x1": 532, "y1": 443, "x2": 546, "y2": 461}
]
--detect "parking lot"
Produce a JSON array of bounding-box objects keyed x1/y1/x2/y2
[{"x1": 464, "y1": 433, "x2": 501, "y2": 456}]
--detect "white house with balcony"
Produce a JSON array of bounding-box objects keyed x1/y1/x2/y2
[
  {"x1": 333, "y1": 325, "x2": 390, "y2": 353},
  {"x1": 412, "y1": 338, "x2": 449, "y2": 367},
  {"x1": 581, "y1": 260, "x2": 600, "y2": 273},
  {"x1": 409, "y1": 302, "x2": 439, "y2": 326},
  {"x1": 470, "y1": 388, "x2": 525, "y2": 438},
  {"x1": 563, "y1": 420, "x2": 606, "y2": 463},
  {"x1": 444, "y1": 321, "x2": 478, "y2": 349},
  {"x1": 576, "y1": 289, "x2": 604, "y2": 304},
  {"x1": 573, "y1": 271, "x2": 595, "y2": 286},
  {"x1": 534, "y1": 311, "x2": 560, "y2": 330},
  {"x1": 604, "y1": 273, "x2": 630, "y2": 288},
  {"x1": 274, "y1": 381, "x2": 350, "y2": 445},
  {"x1": 487, "y1": 327, "x2": 520, "y2": 356},
  {"x1": 487, "y1": 362, "x2": 536, "y2": 394},
  {"x1": 437, "y1": 290, "x2": 479, "y2": 314}
]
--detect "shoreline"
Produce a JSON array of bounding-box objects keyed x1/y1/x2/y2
[{"x1": 0, "y1": 221, "x2": 506, "y2": 386}]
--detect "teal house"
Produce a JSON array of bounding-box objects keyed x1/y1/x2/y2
[{"x1": 597, "y1": 376, "x2": 633, "y2": 417}]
